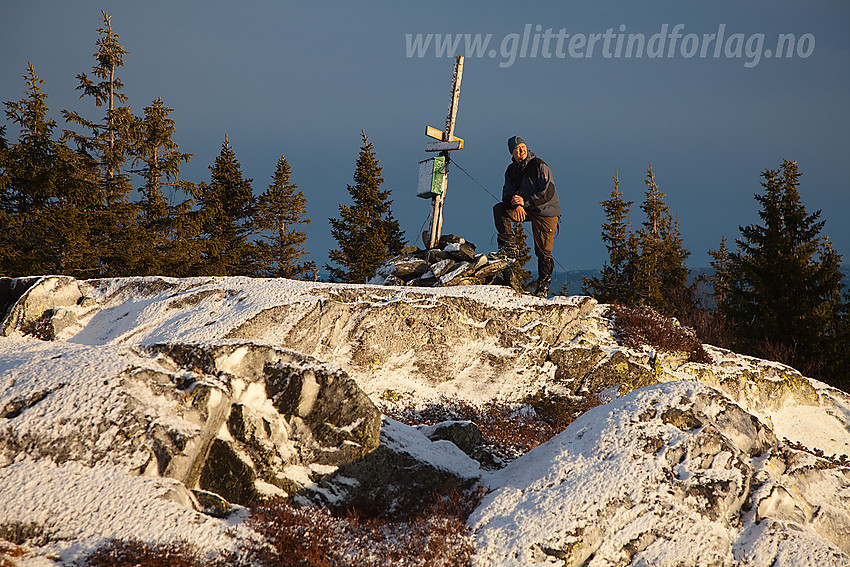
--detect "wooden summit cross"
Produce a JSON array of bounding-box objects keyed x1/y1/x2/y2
[{"x1": 419, "y1": 55, "x2": 464, "y2": 250}]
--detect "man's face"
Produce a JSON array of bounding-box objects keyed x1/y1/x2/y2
[{"x1": 512, "y1": 142, "x2": 528, "y2": 162}]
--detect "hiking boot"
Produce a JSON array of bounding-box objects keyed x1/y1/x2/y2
[
  {"x1": 489, "y1": 247, "x2": 517, "y2": 262},
  {"x1": 491, "y1": 234, "x2": 518, "y2": 262},
  {"x1": 534, "y1": 275, "x2": 551, "y2": 298}
]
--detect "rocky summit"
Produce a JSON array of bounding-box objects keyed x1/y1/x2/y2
[
  {"x1": 1, "y1": 275, "x2": 849, "y2": 566},
  {"x1": 368, "y1": 234, "x2": 520, "y2": 290}
]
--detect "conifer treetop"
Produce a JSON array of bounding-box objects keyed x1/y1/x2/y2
[{"x1": 326, "y1": 130, "x2": 405, "y2": 283}]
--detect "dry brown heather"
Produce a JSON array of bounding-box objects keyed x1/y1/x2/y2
[{"x1": 611, "y1": 304, "x2": 712, "y2": 364}]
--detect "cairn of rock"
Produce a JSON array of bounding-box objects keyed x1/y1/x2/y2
[{"x1": 368, "y1": 234, "x2": 520, "y2": 290}]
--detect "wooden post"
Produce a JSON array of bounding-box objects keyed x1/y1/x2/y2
[{"x1": 425, "y1": 55, "x2": 463, "y2": 249}]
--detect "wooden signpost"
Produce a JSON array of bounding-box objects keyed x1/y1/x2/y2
[{"x1": 420, "y1": 55, "x2": 464, "y2": 250}]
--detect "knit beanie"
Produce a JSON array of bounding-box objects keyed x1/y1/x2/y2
[{"x1": 507, "y1": 136, "x2": 525, "y2": 154}]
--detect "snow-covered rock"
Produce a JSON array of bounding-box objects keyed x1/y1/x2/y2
[
  {"x1": 0, "y1": 460, "x2": 250, "y2": 563},
  {"x1": 0, "y1": 338, "x2": 381, "y2": 508},
  {"x1": 470, "y1": 380, "x2": 850, "y2": 566},
  {"x1": 1, "y1": 275, "x2": 849, "y2": 566},
  {"x1": 295, "y1": 416, "x2": 482, "y2": 516}
]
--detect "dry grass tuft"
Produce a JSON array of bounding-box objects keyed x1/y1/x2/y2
[
  {"x1": 0, "y1": 524, "x2": 45, "y2": 548},
  {"x1": 0, "y1": 539, "x2": 26, "y2": 567},
  {"x1": 611, "y1": 304, "x2": 712, "y2": 364}
]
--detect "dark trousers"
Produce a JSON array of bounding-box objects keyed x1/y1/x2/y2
[{"x1": 493, "y1": 202, "x2": 558, "y2": 279}]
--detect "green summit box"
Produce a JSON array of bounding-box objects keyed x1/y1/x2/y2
[{"x1": 417, "y1": 156, "x2": 447, "y2": 199}]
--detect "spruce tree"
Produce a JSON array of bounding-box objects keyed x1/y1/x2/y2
[
  {"x1": 0, "y1": 65, "x2": 55, "y2": 276},
  {"x1": 510, "y1": 220, "x2": 534, "y2": 291},
  {"x1": 0, "y1": 125, "x2": 10, "y2": 276},
  {"x1": 326, "y1": 131, "x2": 406, "y2": 283},
  {"x1": 583, "y1": 171, "x2": 635, "y2": 303},
  {"x1": 191, "y1": 136, "x2": 257, "y2": 276},
  {"x1": 255, "y1": 156, "x2": 317, "y2": 279},
  {"x1": 584, "y1": 165, "x2": 694, "y2": 318},
  {"x1": 62, "y1": 11, "x2": 138, "y2": 276},
  {"x1": 717, "y1": 159, "x2": 848, "y2": 385},
  {"x1": 632, "y1": 164, "x2": 693, "y2": 317},
  {"x1": 128, "y1": 97, "x2": 196, "y2": 276},
  {"x1": 63, "y1": 10, "x2": 131, "y2": 196},
  {"x1": 2, "y1": 64, "x2": 58, "y2": 213},
  {"x1": 707, "y1": 236, "x2": 732, "y2": 309},
  {"x1": 1, "y1": 64, "x2": 99, "y2": 277}
]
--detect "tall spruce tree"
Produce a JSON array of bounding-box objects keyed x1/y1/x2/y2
[
  {"x1": 583, "y1": 170, "x2": 636, "y2": 303},
  {"x1": 255, "y1": 156, "x2": 316, "y2": 279},
  {"x1": 63, "y1": 10, "x2": 131, "y2": 195},
  {"x1": 715, "y1": 159, "x2": 848, "y2": 386},
  {"x1": 326, "y1": 131, "x2": 406, "y2": 283},
  {"x1": 191, "y1": 136, "x2": 257, "y2": 276},
  {"x1": 62, "y1": 11, "x2": 138, "y2": 276}
]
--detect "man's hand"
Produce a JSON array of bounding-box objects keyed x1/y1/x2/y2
[
  {"x1": 509, "y1": 195, "x2": 526, "y2": 221},
  {"x1": 509, "y1": 205, "x2": 526, "y2": 222}
]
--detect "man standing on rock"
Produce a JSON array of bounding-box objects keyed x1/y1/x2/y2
[{"x1": 492, "y1": 136, "x2": 561, "y2": 298}]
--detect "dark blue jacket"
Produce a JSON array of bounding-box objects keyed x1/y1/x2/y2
[{"x1": 502, "y1": 151, "x2": 561, "y2": 218}]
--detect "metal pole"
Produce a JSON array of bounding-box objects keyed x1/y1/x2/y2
[{"x1": 426, "y1": 55, "x2": 463, "y2": 249}]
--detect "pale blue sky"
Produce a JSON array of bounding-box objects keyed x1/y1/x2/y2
[{"x1": 2, "y1": 1, "x2": 848, "y2": 272}]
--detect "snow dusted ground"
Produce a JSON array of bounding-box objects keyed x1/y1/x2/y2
[
  {"x1": 470, "y1": 380, "x2": 850, "y2": 566},
  {"x1": 0, "y1": 460, "x2": 253, "y2": 565},
  {"x1": 1, "y1": 276, "x2": 849, "y2": 565},
  {"x1": 0, "y1": 277, "x2": 584, "y2": 565}
]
